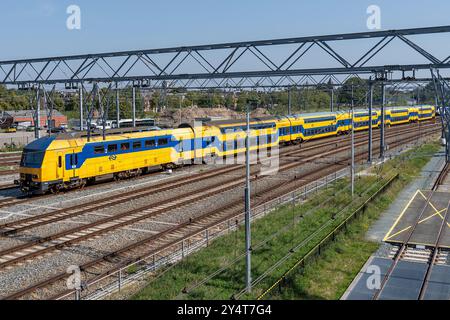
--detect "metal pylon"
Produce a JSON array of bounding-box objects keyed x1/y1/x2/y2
[{"x1": 431, "y1": 69, "x2": 450, "y2": 162}]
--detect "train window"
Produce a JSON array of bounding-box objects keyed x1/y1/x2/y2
[
  {"x1": 58, "y1": 156, "x2": 62, "y2": 168},
  {"x1": 158, "y1": 138, "x2": 168, "y2": 146},
  {"x1": 145, "y1": 140, "x2": 156, "y2": 148},
  {"x1": 121, "y1": 143, "x2": 130, "y2": 151},
  {"x1": 133, "y1": 141, "x2": 142, "y2": 150},
  {"x1": 94, "y1": 146, "x2": 105, "y2": 154},
  {"x1": 108, "y1": 144, "x2": 118, "y2": 153}
]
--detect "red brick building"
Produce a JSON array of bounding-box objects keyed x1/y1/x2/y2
[{"x1": 8, "y1": 110, "x2": 68, "y2": 128}]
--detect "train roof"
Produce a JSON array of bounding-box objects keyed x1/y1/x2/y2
[
  {"x1": 54, "y1": 126, "x2": 163, "y2": 141},
  {"x1": 385, "y1": 106, "x2": 410, "y2": 110},
  {"x1": 205, "y1": 116, "x2": 277, "y2": 127},
  {"x1": 23, "y1": 136, "x2": 56, "y2": 151},
  {"x1": 292, "y1": 112, "x2": 336, "y2": 118}
]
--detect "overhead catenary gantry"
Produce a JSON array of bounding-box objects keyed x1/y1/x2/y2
[
  {"x1": 1, "y1": 25, "x2": 450, "y2": 88},
  {"x1": 0, "y1": 25, "x2": 449, "y2": 159}
]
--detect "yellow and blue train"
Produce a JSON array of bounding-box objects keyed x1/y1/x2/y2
[{"x1": 17, "y1": 105, "x2": 435, "y2": 194}]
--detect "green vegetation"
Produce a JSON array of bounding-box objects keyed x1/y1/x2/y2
[
  {"x1": 275, "y1": 142, "x2": 440, "y2": 300},
  {"x1": 132, "y1": 142, "x2": 440, "y2": 300}
]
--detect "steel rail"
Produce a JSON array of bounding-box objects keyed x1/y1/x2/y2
[
  {"x1": 374, "y1": 159, "x2": 449, "y2": 300},
  {"x1": 418, "y1": 162, "x2": 450, "y2": 299},
  {"x1": 1, "y1": 126, "x2": 438, "y2": 300},
  {"x1": 418, "y1": 200, "x2": 450, "y2": 300}
]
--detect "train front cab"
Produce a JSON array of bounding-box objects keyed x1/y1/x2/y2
[{"x1": 17, "y1": 136, "x2": 68, "y2": 194}]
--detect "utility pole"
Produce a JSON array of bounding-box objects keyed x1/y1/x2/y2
[
  {"x1": 380, "y1": 82, "x2": 386, "y2": 159},
  {"x1": 245, "y1": 101, "x2": 253, "y2": 293},
  {"x1": 44, "y1": 89, "x2": 49, "y2": 137},
  {"x1": 351, "y1": 85, "x2": 355, "y2": 198},
  {"x1": 417, "y1": 87, "x2": 420, "y2": 105},
  {"x1": 116, "y1": 83, "x2": 120, "y2": 129},
  {"x1": 330, "y1": 88, "x2": 334, "y2": 112},
  {"x1": 368, "y1": 81, "x2": 373, "y2": 163},
  {"x1": 132, "y1": 86, "x2": 136, "y2": 127},
  {"x1": 35, "y1": 85, "x2": 41, "y2": 140},
  {"x1": 79, "y1": 86, "x2": 84, "y2": 131},
  {"x1": 179, "y1": 95, "x2": 184, "y2": 125},
  {"x1": 288, "y1": 87, "x2": 292, "y2": 115}
]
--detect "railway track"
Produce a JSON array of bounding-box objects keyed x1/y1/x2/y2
[
  {"x1": 0, "y1": 138, "x2": 360, "y2": 269},
  {"x1": 0, "y1": 120, "x2": 437, "y2": 210},
  {"x1": 1, "y1": 123, "x2": 439, "y2": 300},
  {"x1": 0, "y1": 185, "x2": 17, "y2": 192},
  {"x1": 0, "y1": 170, "x2": 17, "y2": 177},
  {"x1": 373, "y1": 161, "x2": 450, "y2": 300},
  {"x1": 0, "y1": 123, "x2": 438, "y2": 239},
  {"x1": 49, "y1": 127, "x2": 439, "y2": 300},
  {"x1": 0, "y1": 153, "x2": 21, "y2": 160},
  {"x1": 0, "y1": 153, "x2": 21, "y2": 169}
]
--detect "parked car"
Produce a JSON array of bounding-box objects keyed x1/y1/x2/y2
[{"x1": 47, "y1": 127, "x2": 67, "y2": 134}]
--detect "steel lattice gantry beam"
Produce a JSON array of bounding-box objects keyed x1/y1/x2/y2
[{"x1": 1, "y1": 26, "x2": 450, "y2": 89}]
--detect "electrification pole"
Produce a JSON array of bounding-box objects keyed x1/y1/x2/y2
[
  {"x1": 368, "y1": 81, "x2": 373, "y2": 163},
  {"x1": 132, "y1": 86, "x2": 136, "y2": 127},
  {"x1": 288, "y1": 87, "x2": 292, "y2": 115},
  {"x1": 380, "y1": 82, "x2": 386, "y2": 159},
  {"x1": 351, "y1": 85, "x2": 355, "y2": 198},
  {"x1": 330, "y1": 88, "x2": 334, "y2": 112},
  {"x1": 35, "y1": 85, "x2": 41, "y2": 140},
  {"x1": 116, "y1": 83, "x2": 120, "y2": 129},
  {"x1": 245, "y1": 101, "x2": 252, "y2": 293},
  {"x1": 44, "y1": 89, "x2": 49, "y2": 137},
  {"x1": 79, "y1": 86, "x2": 84, "y2": 131},
  {"x1": 417, "y1": 87, "x2": 420, "y2": 105}
]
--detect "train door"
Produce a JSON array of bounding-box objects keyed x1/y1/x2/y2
[
  {"x1": 56, "y1": 151, "x2": 63, "y2": 180},
  {"x1": 178, "y1": 137, "x2": 184, "y2": 164},
  {"x1": 69, "y1": 152, "x2": 79, "y2": 179}
]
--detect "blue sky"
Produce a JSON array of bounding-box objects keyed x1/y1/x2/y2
[{"x1": 0, "y1": 0, "x2": 449, "y2": 61}]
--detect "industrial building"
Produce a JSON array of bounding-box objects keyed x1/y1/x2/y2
[{"x1": 6, "y1": 110, "x2": 68, "y2": 129}]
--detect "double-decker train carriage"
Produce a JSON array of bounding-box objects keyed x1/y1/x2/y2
[
  {"x1": 205, "y1": 117, "x2": 278, "y2": 158},
  {"x1": 352, "y1": 109, "x2": 380, "y2": 131},
  {"x1": 386, "y1": 106, "x2": 416, "y2": 126},
  {"x1": 276, "y1": 111, "x2": 350, "y2": 144},
  {"x1": 417, "y1": 105, "x2": 436, "y2": 120},
  {"x1": 17, "y1": 106, "x2": 436, "y2": 195}
]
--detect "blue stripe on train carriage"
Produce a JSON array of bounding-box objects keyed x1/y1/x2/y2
[{"x1": 65, "y1": 132, "x2": 278, "y2": 170}]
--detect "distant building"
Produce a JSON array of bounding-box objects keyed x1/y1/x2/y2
[{"x1": 7, "y1": 110, "x2": 68, "y2": 128}]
